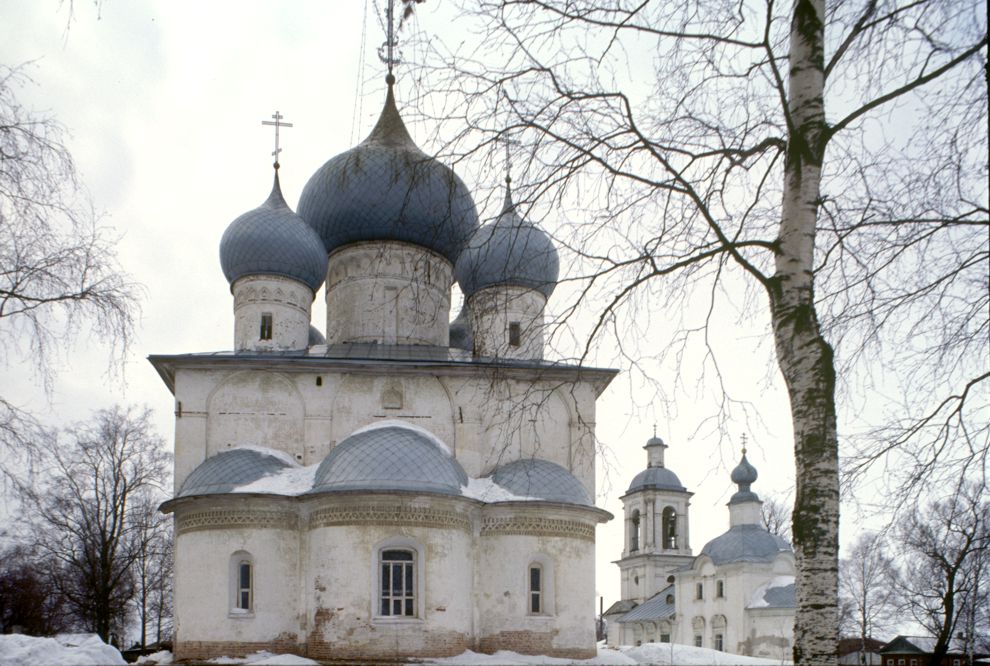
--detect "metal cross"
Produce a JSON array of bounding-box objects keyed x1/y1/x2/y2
[
  {"x1": 740, "y1": 432, "x2": 748, "y2": 455},
  {"x1": 377, "y1": 0, "x2": 400, "y2": 75},
  {"x1": 261, "y1": 111, "x2": 294, "y2": 167},
  {"x1": 501, "y1": 136, "x2": 521, "y2": 183}
]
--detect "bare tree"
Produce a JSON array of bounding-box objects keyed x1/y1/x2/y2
[
  {"x1": 762, "y1": 491, "x2": 793, "y2": 542},
  {"x1": 0, "y1": 544, "x2": 70, "y2": 635},
  {"x1": 401, "y1": 1, "x2": 987, "y2": 662},
  {"x1": 839, "y1": 532, "x2": 896, "y2": 660},
  {"x1": 894, "y1": 481, "x2": 989, "y2": 666},
  {"x1": 0, "y1": 63, "x2": 138, "y2": 465},
  {"x1": 12, "y1": 406, "x2": 170, "y2": 643},
  {"x1": 129, "y1": 489, "x2": 173, "y2": 649}
]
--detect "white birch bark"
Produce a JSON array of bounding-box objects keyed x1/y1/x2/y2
[{"x1": 772, "y1": 1, "x2": 839, "y2": 664}]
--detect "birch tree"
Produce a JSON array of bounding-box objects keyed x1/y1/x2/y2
[
  {"x1": 404, "y1": 1, "x2": 988, "y2": 663},
  {"x1": 839, "y1": 532, "x2": 896, "y2": 655}
]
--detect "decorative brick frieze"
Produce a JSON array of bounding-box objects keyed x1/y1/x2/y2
[
  {"x1": 480, "y1": 515, "x2": 595, "y2": 541},
  {"x1": 176, "y1": 509, "x2": 298, "y2": 535},
  {"x1": 308, "y1": 504, "x2": 470, "y2": 531}
]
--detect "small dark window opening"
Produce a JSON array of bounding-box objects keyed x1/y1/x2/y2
[
  {"x1": 260, "y1": 313, "x2": 273, "y2": 340},
  {"x1": 315, "y1": 376, "x2": 323, "y2": 387},
  {"x1": 630, "y1": 510, "x2": 640, "y2": 551},
  {"x1": 529, "y1": 565, "x2": 542, "y2": 614},
  {"x1": 696, "y1": 582, "x2": 704, "y2": 600},
  {"x1": 716, "y1": 580, "x2": 725, "y2": 598},
  {"x1": 508, "y1": 322, "x2": 521, "y2": 347}
]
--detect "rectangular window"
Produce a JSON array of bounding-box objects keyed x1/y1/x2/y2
[
  {"x1": 260, "y1": 313, "x2": 273, "y2": 340},
  {"x1": 716, "y1": 580, "x2": 724, "y2": 598},
  {"x1": 660, "y1": 633, "x2": 670, "y2": 643},
  {"x1": 715, "y1": 633, "x2": 724, "y2": 651},
  {"x1": 380, "y1": 549, "x2": 415, "y2": 617},
  {"x1": 909, "y1": 660, "x2": 917, "y2": 666},
  {"x1": 694, "y1": 635, "x2": 702, "y2": 648},
  {"x1": 508, "y1": 321, "x2": 521, "y2": 347},
  {"x1": 237, "y1": 561, "x2": 252, "y2": 610},
  {"x1": 529, "y1": 565, "x2": 543, "y2": 614},
  {"x1": 897, "y1": 659, "x2": 905, "y2": 666},
  {"x1": 696, "y1": 582, "x2": 704, "y2": 600}
]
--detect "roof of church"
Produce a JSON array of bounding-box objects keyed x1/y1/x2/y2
[
  {"x1": 491, "y1": 458, "x2": 592, "y2": 506},
  {"x1": 312, "y1": 425, "x2": 468, "y2": 496},
  {"x1": 297, "y1": 82, "x2": 479, "y2": 263},
  {"x1": 625, "y1": 466, "x2": 688, "y2": 494},
  {"x1": 616, "y1": 585, "x2": 676, "y2": 623},
  {"x1": 178, "y1": 448, "x2": 293, "y2": 497},
  {"x1": 219, "y1": 172, "x2": 328, "y2": 291},
  {"x1": 454, "y1": 184, "x2": 559, "y2": 298},
  {"x1": 700, "y1": 523, "x2": 792, "y2": 565},
  {"x1": 448, "y1": 304, "x2": 473, "y2": 351}
]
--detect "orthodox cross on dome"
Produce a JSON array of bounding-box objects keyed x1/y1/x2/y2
[
  {"x1": 261, "y1": 111, "x2": 293, "y2": 169},
  {"x1": 740, "y1": 432, "x2": 748, "y2": 456},
  {"x1": 376, "y1": 0, "x2": 424, "y2": 82},
  {"x1": 501, "y1": 136, "x2": 521, "y2": 186}
]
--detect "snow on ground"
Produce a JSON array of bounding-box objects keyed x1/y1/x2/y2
[
  {"x1": 0, "y1": 636, "x2": 790, "y2": 666},
  {"x1": 0, "y1": 633, "x2": 126, "y2": 666},
  {"x1": 421, "y1": 644, "x2": 790, "y2": 665},
  {"x1": 135, "y1": 650, "x2": 173, "y2": 664}
]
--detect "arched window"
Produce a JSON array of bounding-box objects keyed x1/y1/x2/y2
[
  {"x1": 662, "y1": 506, "x2": 678, "y2": 549},
  {"x1": 526, "y1": 554, "x2": 555, "y2": 615},
  {"x1": 630, "y1": 509, "x2": 641, "y2": 552},
  {"x1": 229, "y1": 551, "x2": 254, "y2": 615},
  {"x1": 712, "y1": 613, "x2": 727, "y2": 652},
  {"x1": 716, "y1": 580, "x2": 725, "y2": 598},
  {"x1": 379, "y1": 549, "x2": 416, "y2": 617},
  {"x1": 529, "y1": 563, "x2": 543, "y2": 614}
]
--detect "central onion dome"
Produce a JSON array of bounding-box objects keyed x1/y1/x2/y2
[
  {"x1": 297, "y1": 80, "x2": 479, "y2": 263},
  {"x1": 219, "y1": 172, "x2": 328, "y2": 292},
  {"x1": 454, "y1": 181, "x2": 559, "y2": 298}
]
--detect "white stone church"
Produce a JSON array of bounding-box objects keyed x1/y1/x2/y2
[
  {"x1": 603, "y1": 436, "x2": 796, "y2": 660},
  {"x1": 151, "y1": 78, "x2": 618, "y2": 662}
]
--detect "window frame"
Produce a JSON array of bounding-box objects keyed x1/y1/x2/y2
[
  {"x1": 696, "y1": 582, "x2": 704, "y2": 600},
  {"x1": 508, "y1": 321, "x2": 522, "y2": 347},
  {"x1": 715, "y1": 633, "x2": 724, "y2": 651},
  {"x1": 259, "y1": 312, "x2": 273, "y2": 340},
  {"x1": 528, "y1": 563, "x2": 543, "y2": 614},
  {"x1": 379, "y1": 548, "x2": 416, "y2": 618},
  {"x1": 716, "y1": 580, "x2": 725, "y2": 598},
  {"x1": 372, "y1": 537, "x2": 424, "y2": 622},
  {"x1": 525, "y1": 554, "x2": 555, "y2": 616},
  {"x1": 229, "y1": 551, "x2": 254, "y2": 617}
]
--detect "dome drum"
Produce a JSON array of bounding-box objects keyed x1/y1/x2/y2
[
  {"x1": 324, "y1": 241, "x2": 453, "y2": 346},
  {"x1": 232, "y1": 275, "x2": 315, "y2": 352},
  {"x1": 468, "y1": 285, "x2": 547, "y2": 360}
]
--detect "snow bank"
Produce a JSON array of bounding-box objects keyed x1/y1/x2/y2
[
  {"x1": 420, "y1": 644, "x2": 788, "y2": 665},
  {"x1": 206, "y1": 651, "x2": 320, "y2": 665},
  {"x1": 136, "y1": 650, "x2": 173, "y2": 664},
  {"x1": 622, "y1": 642, "x2": 790, "y2": 665},
  {"x1": 0, "y1": 633, "x2": 126, "y2": 666}
]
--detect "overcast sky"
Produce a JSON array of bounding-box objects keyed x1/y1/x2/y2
[{"x1": 0, "y1": 0, "x2": 872, "y2": 608}]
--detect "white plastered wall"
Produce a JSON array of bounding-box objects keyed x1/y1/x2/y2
[{"x1": 232, "y1": 275, "x2": 313, "y2": 352}]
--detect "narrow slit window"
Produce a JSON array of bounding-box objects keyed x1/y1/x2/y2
[
  {"x1": 716, "y1": 580, "x2": 724, "y2": 598},
  {"x1": 260, "y1": 313, "x2": 273, "y2": 340},
  {"x1": 529, "y1": 564, "x2": 543, "y2": 614},
  {"x1": 696, "y1": 582, "x2": 704, "y2": 600},
  {"x1": 237, "y1": 561, "x2": 252, "y2": 611},
  {"x1": 508, "y1": 321, "x2": 521, "y2": 347}
]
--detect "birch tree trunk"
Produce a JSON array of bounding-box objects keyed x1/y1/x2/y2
[{"x1": 771, "y1": 1, "x2": 839, "y2": 663}]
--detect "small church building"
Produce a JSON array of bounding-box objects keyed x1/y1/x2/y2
[
  {"x1": 604, "y1": 436, "x2": 796, "y2": 660},
  {"x1": 151, "y1": 77, "x2": 618, "y2": 662}
]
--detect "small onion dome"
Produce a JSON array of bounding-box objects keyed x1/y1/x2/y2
[
  {"x1": 219, "y1": 172, "x2": 328, "y2": 292},
  {"x1": 312, "y1": 424, "x2": 467, "y2": 496},
  {"x1": 307, "y1": 325, "x2": 326, "y2": 346},
  {"x1": 490, "y1": 458, "x2": 592, "y2": 506},
  {"x1": 178, "y1": 448, "x2": 292, "y2": 497},
  {"x1": 700, "y1": 524, "x2": 791, "y2": 565},
  {"x1": 645, "y1": 435, "x2": 666, "y2": 449},
  {"x1": 454, "y1": 184, "x2": 559, "y2": 298},
  {"x1": 448, "y1": 303, "x2": 473, "y2": 351},
  {"x1": 729, "y1": 450, "x2": 760, "y2": 504},
  {"x1": 297, "y1": 82, "x2": 479, "y2": 263},
  {"x1": 626, "y1": 466, "x2": 688, "y2": 494}
]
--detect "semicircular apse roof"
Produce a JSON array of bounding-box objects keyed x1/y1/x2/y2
[
  {"x1": 700, "y1": 524, "x2": 792, "y2": 565},
  {"x1": 178, "y1": 448, "x2": 293, "y2": 497},
  {"x1": 490, "y1": 458, "x2": 592, "y2": 506},
  {"x1": 312, "y1": 425, "x2": 467, "y2": 496}
]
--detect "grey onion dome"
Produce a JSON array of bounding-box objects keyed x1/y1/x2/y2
[
  {"x1": 219, "y1": 172, "x2": 329, "y2": 292},
  {"x1": 700, "y1": 524, "x2": 791, "y2": 565},
  {"x1": 491, "y1": 458, "x2": 592, "y2": 506},
  {"x1": 454, "y1": 183, "x2": 560, "y2": 298},
  {"x1": 312, "y1": 425, "x2": 468, "y2": 496},
  {"x1": 626, "y1": 466, "x2": 688, "y2": 494},
  {"x1": 645, "y1": 435, "x2": 666, "y2": 449},
  {"x1": 729, "y1": 450, "x2": 760, "y2": 504},
  {"x1": 307, "y1": 324, "x2": 326, "y2": 346},
  {"x1": 297, "y1": 82, "x2": 479, "y2": 263},
  {"x1": 178, "y1": 448, "x2": 292, "y2": 497}
]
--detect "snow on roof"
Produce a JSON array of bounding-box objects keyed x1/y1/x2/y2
[
  {"x1": 747, "y1": 575, "x2": 796, "y2": 609},
  {"x1": 0, "y1": 633, "x2": 126, "y2": 666},
  {"x1": 461, "y1": 476, "x2": 535, "y2": 502},
  {"x1": 351, "y1": 419, "x2": 453, "y2": 456},
  {"x1": 233, "y1": 463, "x2": 318, "y2": 495}
]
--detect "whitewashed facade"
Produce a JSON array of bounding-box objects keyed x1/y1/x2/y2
[{"x1": 152, "y1": 81, "x2": 616, "y2": 662}]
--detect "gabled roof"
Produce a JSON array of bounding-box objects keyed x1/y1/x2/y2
[
  {"x1": 880, "y1": 635, "x2": 968, "y2": 655},
  {"x1": 617, "y1": 585, "x2": 676, "y2": 623}
]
